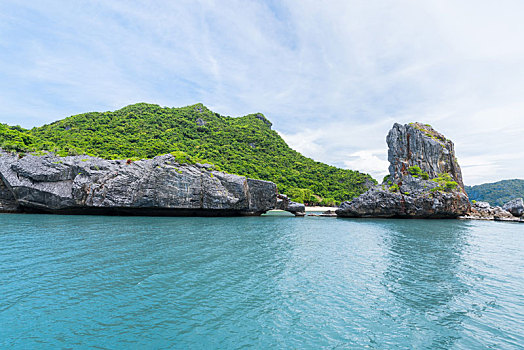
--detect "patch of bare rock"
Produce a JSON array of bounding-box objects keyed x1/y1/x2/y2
[
  {"x1": 460, "y1": 200, "x2": 524, "y2": 222},
  {"x1": 0, "y1": 150, "x2": 303, "y2": 217}
]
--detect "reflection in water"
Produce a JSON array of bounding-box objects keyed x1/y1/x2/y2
[{"x1": 379, "y1": 220, "x2": 471, "y2": 349}]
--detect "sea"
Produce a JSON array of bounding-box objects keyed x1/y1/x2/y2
[{"x1": 1, "y1": 212, "x2": 523, "y2": 349}]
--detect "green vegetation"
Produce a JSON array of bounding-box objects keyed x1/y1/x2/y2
[
  {"x1": 408, "y1": 165, "x2": 421, "y2": 176},
  {"x1": 430, "y1": 173, "x2": 458, "y2": 192},
  {"x1": 0, "y1": 103, "x2": 376, "y2": 203},
  {"x1": 169, "y1": 151, "x2": 197, "y2": 165},
  {"x1": 408, "y1": 165, "x2": 429, "y2": 180},
  {"x1": 0, "y1": 123, "x2": 47, "y2": 152},
  {"x1": 466, "y1": 179, "x2": 524, "y2": 206},
  {"x1": 320, "y1": 197, "x2": 337, "y2": 207},
  {"x1": 285, "y1": 188, "x2": 333, "y2": 206},
  {"x1": 389, "y1": 184, "x2": 399, "y2": 192}
]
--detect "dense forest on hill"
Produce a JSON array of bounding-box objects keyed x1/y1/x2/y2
[
  {"x1": 466, "y1": 179, "x2": 524, "y2": 207},
  {"x1": 0, "y1": 103, "x2": 375, "y2": 204}
]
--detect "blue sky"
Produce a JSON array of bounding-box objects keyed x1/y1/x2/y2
[{"x1": 1, "y1": 1, "x2": 523, "y2": 185}]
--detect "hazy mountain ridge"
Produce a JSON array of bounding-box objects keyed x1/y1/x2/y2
[{"x1": 466, "y1": 179, "x2": 524, "y2": 206}]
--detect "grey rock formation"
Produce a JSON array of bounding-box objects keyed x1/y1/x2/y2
[
  {"x1": 286, "y1": 202, "x2": 306, "y2": 216},
  {"x1": 0, "y1": 151, "x2": 283, "y2": 216},
  {"x1": 461, "y1": 201, "x2": 521, "y2": 222},
  {"x1": 473, "y1": 201, "x2": 491, "y2": 209},
  {"x1": 276, "y1": 194, "x2": 306, "y2": 216},
  {"x1": 337, "y1": 186, "x2": 469, "y2": 218},
  {"x1": 337, "y1": 122, "x2": 470, "y2": 218},
  {"x1": 0, "y1": 176, "x2": 18, "y2": 212},
  {"x1": 502, "y1": 198, "x2": 524, "y2": 217},
  {"x1": 387, "y1": 123, "x2": 465, "y2": 190}
]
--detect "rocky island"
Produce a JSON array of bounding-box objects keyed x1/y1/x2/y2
[
  {"x1": 1, "y1": 118, "x2": 521, "y2": 221},
  {"x1": 0, "y1": 151, "x2": 305, "y2": 216},
  {"x1": 337, "y1": 123, "x2": 470, "y2": 218},
  {"x1": 336, "y1": 122, "x2": 523, "y2": 222}
]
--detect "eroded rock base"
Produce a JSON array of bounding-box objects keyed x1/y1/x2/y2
[{"x1": 0, "y1": 176, "x2": 19, "y2": 213}]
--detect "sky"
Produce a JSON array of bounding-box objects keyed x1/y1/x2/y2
[{"x1": 0, "y1": 0, "x2": 523, "y2": 185}]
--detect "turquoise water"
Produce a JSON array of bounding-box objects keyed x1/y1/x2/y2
[{"x1": 1, "y1": 214, "x2": 523, "y2": 349}]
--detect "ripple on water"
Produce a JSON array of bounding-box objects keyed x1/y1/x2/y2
[{"x1": 0, "y1": 214, "x2": 523, "y2": 349}]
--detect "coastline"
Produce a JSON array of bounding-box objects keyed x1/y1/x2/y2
[
  {"x1": 304, "y1": 206, "x2": 337, "y2": 212},
  {"x1": 268, "y1": 206, "x2": 336, "y2": 213}
]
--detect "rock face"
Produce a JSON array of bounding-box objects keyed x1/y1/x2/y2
[
  {"x1": 337, "y1": 122, "x2": 470, "y2": 218},
  {"x1": 0, "y1": 176, "x2": 18, "y2": 212},
  {"x1": 387, "y1": 123, "x2": 465, "y2": 190},
  {"x1": 0, "y1": 151, "x2": 283, "y2": 216},
  {"x1": 502, "y1": 198, "x2": 524, "y2": 217},
  {"x1": 463, "y1": 201, "x2": 516, "y2": 221},
  {"x1": 276, "y1": 194, "x2": 306, "y2": 216}
]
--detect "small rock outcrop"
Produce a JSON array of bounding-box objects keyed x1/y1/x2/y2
[
  {"x1": 502, "y1": 198, "x2": 524, "y2": 217},
  {"x1": 337, "y1": 123, "x2": 470, "y2": 218},
  {"x1": 460, "y1": 200, "x2": 524, "y2": 222},
  {"x1": 0, "y1": 151, "x2": 288, "y2": 216},
  {"x1": 320, "y1": 210, "x2": 337, "y2": 217},
  {"x1": 459, "y1": 199, "x2": 524, "y2": 222},
  {"x1": 467, "y1": 201, "x2": 514, "y2": 220},
  {"x1": 276, "y1": 194, "x2": 306, "y2": 216}
]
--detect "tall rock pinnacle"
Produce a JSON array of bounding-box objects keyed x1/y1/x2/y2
[
  {"x1": 387, "y1": 122, "x2": 465, "y2": 191},
  {"x1": 337, "y1": 122, "x2": 470, "y2": 218}
]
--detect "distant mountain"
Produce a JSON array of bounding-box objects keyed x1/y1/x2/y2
[
  {"x1": 0, "y1": 103, "x2": 375, "y2": 204},
  {"x1": 465, "y1": 179, "x2": 524, "y2": 206}
]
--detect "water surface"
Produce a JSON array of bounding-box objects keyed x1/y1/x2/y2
[{"x1": 1, "y1": 214, "x2": 523, "y2": 349}]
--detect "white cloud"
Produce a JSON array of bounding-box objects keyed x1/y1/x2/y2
[
  {"x1": 343, "y1": 150, "x2": 389, "y2": 181},
  {"x1": 0, "y1": 0, "x2": 523, "y2": 185}
]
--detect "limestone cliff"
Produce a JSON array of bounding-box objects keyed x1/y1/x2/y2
[
  {"x1": 0, "y1": 151, "x2": 290, "y2": 216},
  {"x1": 337, "y1": 122, "x2": 470, "y2": 218},
  {"x1": 387, "y1": 123, "x2": 465, "y2": 191}
]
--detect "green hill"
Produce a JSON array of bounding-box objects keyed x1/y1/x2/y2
[
  {"x1": 466, "y1": 179, "x2": 524, "y2": 206},
  {"x1": 0, "y1": 103, "x2": 375, "y2": 204}
]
